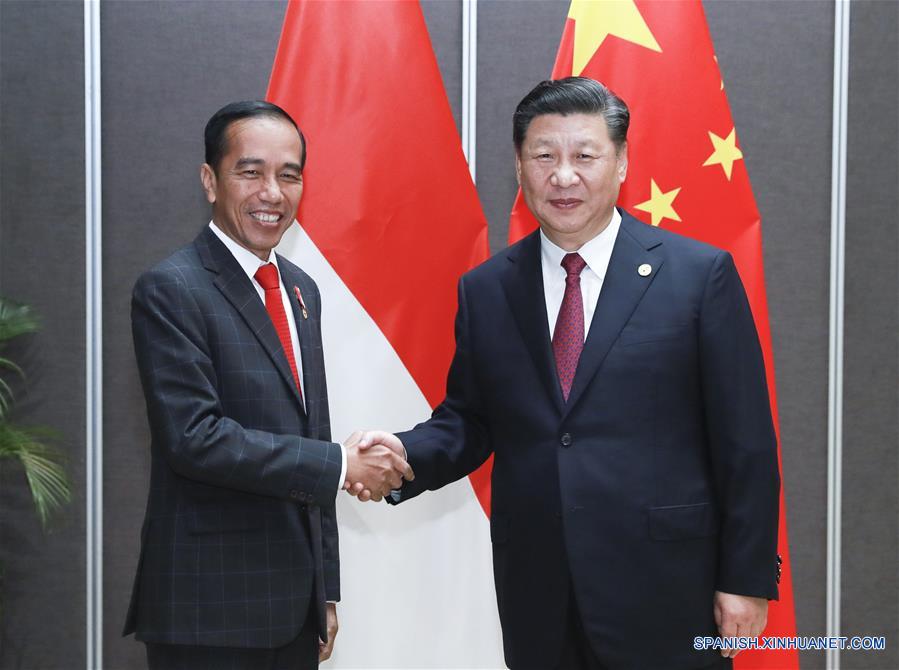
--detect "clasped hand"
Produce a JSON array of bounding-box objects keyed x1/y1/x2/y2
[{"x1": 342, "y1": 430, "x2": 412, "y2": 502}]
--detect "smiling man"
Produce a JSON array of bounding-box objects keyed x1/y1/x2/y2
[
  {"x1": 352, "y1": 78, "x2": 781, "y2": 669},
  {"x1": 124, "y1": 101, "x2": 412, "y2": 670}
]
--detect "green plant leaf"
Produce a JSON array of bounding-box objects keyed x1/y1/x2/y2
[
  {"x1": 0, "y1": 298, "x2": 40, "y2": 344},
  {"x1": 0, "y1": 424, "x2": 70, "y2": 528}
]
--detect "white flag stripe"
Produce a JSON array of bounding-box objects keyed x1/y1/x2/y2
[{"x1": 277, "y1": 224, "x2": 505, "y2": 668}]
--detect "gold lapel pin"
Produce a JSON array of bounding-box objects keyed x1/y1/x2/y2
[
  {"x1": 638, "y1": 263, "x2": 652, "y2": 277},
  {"x1": 293, "y1": 286, "x2": 308, "y2": 319}
]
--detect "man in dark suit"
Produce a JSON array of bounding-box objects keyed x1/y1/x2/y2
[
  {"x1": 124, "y1": 101, "x2": 412, "y2": 669},
  {"x1": 352, "y1": 78, "x2": 781, "y2": 669}
]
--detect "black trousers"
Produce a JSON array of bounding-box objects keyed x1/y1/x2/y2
[{"x1": 146, "y1": 627, "x2": 318, "y2": 670}]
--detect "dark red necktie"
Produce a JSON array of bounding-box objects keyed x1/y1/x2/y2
[
  {"x1": 254, "y1": 263, "x2": 302, "y2": 397},
  {"x1": 552, "y1": 253, "x2": 588, "y2": 402}
]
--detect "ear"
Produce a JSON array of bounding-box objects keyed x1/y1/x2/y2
[
  {"x1": 616, "y1": 142, "x2": 629, "y2": 184},
  {"x1": 514, "y1": 153, "x2": 522, "y2": 185},
  {"x1": 199, "y1": 163, "x2": 217, "y2": 204}
]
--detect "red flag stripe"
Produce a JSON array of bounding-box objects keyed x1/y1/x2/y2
[{"x1": 267, "y1": 0, "x2": 489, "y2": 413}]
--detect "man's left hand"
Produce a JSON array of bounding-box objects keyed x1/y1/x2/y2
[
  {"x1": 319, "y1": 602, "x2": 338, "y2": 662},
  {"x1": 713, "y1": 591, "x2": 768, "y2": 659}
]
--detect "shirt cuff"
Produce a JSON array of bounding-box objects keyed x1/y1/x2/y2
[{"x1": 336, "y1": 440, "x2": 347, "y2": 494}]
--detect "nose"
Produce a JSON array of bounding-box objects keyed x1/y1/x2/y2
[
  {"x1": 550, "y1": 161, "x2": 580, "y2": 188},
  {"x1": 258, "y1": 176, "x2": 283, "y2": 203}
]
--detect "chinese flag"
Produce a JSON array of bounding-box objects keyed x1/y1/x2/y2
[
  {"x1": 267, "y1": 1, "x2": 503, "y2": 666},
  {"x1": 509, "y1": 2, "x2": 799, "y2": 668}
]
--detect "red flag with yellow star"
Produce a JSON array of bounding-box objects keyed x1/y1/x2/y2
[{"x1": 509, "y1": 2, "x2": 798, "y2": 668}]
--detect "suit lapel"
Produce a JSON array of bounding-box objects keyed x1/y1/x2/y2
[
  {"x1": 280, "y1": 260, "x2": 321, "y2": 429},
  {"x1": 561, "y1": 212, "x2": 664, "y2": 419},
  {"x1": 500, "y1": 231, "x2": 565, "y2": 414},
  {"x1": 195, "y1": 228, "x2": 306, "y2": 413}
]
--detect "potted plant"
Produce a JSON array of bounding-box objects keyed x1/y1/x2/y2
[{"x1": 0, "y1": 297, "x2": 71, "y2": 616}]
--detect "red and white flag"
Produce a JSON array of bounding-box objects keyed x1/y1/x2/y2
[
  {"x1": 268, "y1": 0, "x2": 503, "y2": 665},
  {"x1": 509, "y1": 2, "x2": 799, "y2": 668}
]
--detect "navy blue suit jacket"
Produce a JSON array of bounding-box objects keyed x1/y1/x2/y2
[
  {"x1": 394, "y1": 211, "x2": 780, "y2": 669},
  {"x1": 124, "y1": 227, "x2": 343, "y2": 649}
]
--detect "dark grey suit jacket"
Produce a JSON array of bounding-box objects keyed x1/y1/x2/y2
[{"x1": 124, "y1": 226, "x2": 343, "y2": 649}]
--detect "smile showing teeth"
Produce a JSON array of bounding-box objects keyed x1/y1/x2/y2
[{"x1": 251, "y1": 212, "x2": 280, "y2": 223}]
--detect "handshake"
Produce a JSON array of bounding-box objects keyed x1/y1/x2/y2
[{"x1": 342, "y1": 430, "x2": 412, "y2": 502}]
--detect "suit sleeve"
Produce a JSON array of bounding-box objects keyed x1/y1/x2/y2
[
  {"x1": 390, "y1": 275, "x2": 493, "y2": 503},
  {"x1": 131, "y1": 267, "x2": 343, "y2": 507},
  {"x1": 699, "y1": 251, "x2": 780, "y2": 600}
]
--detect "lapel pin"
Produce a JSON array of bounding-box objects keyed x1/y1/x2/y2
[
  {"x1": 293, "y1": 286, "x2": 308, "y2": 319},
  {"x1": 638, "y1": 263, "x2": 652, "y2": 277}
]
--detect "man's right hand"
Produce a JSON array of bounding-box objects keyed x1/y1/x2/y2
[{"x1": 342, "y1": 430, "x2": 413, "y2": 502}]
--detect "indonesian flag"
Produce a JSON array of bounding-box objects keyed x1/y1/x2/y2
[
  {"x1": 268, "y1": 0, "x2": 504, "y2": 666},
  {"x1": 509, "y1": 2, "x2": 799, "y2": 668}
]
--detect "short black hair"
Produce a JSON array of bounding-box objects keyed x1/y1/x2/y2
[
  {"x1": 204, "y1": 100, "x2": 306, "y2": 172},
  {"x1": 513, "y1": 77, "x2": 629, "y2": 152}
]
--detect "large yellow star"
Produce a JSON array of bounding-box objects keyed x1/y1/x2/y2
[
  {"x1": 568, "y1": 0, "x2": 662, "y2": 76},
  {"x1": 634, "y1": 179, "x2": 682, "y2": 227},
  {"x1": 702, "y1": 128, "x2": 743, "y2": 180}
]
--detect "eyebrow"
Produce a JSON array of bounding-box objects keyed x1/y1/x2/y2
[
  {"x1": 234, "y1": 157, "x2": 264, "y2": 169},
  {"x1": 233, "y1": 157, "x2": 302, "y2": 173},
  {"x1": 529, "y1": 137, "x2": 598, "y2": 146}
]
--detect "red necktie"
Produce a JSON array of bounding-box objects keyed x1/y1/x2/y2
[
  {"x1": 552, "y1": 253, "x2": 587, "y2": 402},
  {"x1": 254, "y1": 263, "x2": 302, "y2": 397}
]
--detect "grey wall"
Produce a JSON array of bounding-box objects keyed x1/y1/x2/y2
[
  {"x1": 0, "y1": 2, "x2": 86, "y2": 668},
  {"x1": 0, "y1": 1, "x2": 896, "y2": 669},
  {"x1": 842, "y1": 2, "x2": 899, "y2": 669}
]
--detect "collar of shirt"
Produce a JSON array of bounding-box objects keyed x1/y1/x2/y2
[
  {"x1": 208, "y1": 221, "x2": 280, "y2": 286},
  {"x1": 539, "y1": 206, "x2": 621, "y2": 281},
  {"x1": 540, "y1": 208, "x2": 622, "y2": 339}
]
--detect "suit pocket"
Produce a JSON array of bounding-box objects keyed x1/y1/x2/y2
[
  {"x1": 648, "y1": 502, "x2": 717, "y2": 541},
  {"x1": 188, "y1": 504, "x2": 264, "y2": 535},
  {"x1": 618, "y1": 324, "x2": 688, "y2": 346}
]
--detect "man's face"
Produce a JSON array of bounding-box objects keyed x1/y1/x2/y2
[
  {"x1": 516, "y1": 113, "x2": 627, "y2": 251},
  {"x1": 200, "y1": 116, "x2": 304, "y2": 260}
]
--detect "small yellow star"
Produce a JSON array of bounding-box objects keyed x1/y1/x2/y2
[
  {"x1": 569, "y1": 0, "x2": 661, "y2": 76},
  {"x1": 634, "y1": 179, "x2": 682, "y2": 227},
  {"x1": 713, "y1": 55, "x2": 723, "y2": 90},
  {"x1": 702, "y1": 128, "x2": 743, "y2": 180}
]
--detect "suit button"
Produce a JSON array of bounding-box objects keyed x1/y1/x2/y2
[{"x1": 560, "y1": 433, "x2": 572, "y2": 447}]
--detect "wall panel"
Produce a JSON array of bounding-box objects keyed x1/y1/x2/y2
[
  {"x1": 841, "y1": 1, "x2": 899, "y2": 668},
  {"x1": 0, "y1": 2, "x2": 86, "y2": 669}
]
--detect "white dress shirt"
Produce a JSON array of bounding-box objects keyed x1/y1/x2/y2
[
  {"x1": 541, "y1": 207, "x2": 622, "y2": 339},
  {"x1": 208, "y1": 222, "x2": 347, "y2": 491}
]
